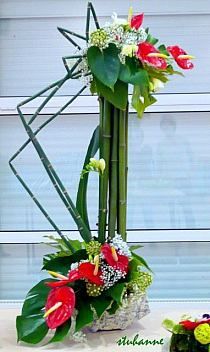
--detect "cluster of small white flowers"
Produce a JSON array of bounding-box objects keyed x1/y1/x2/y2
[
  {"x1": 122, "y1": 28, "x2": 147, "y2": 45},
  {"x1": 111, "y1": 234, "x2": 132, "y2": 258},
  {"x1": 100, "y1": 263, "x2": 126, "y2": 289},
  {"x1": 103, "y1": 25, "x2": 124, "y2": 48}
]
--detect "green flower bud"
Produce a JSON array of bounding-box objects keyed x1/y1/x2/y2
[
  {"x1": 86, "y1": 240, "x2": 101, "y2": 256},
  {"x1": 86, "y1": 282, "x2": 104, "y2": 297}
]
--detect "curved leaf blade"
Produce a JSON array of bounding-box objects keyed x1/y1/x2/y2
[
  {"x1": 16, "y1": 314, "x2": 48, "y2": 344},
  {"x1": 76, "y1": 125, "x2": 100, "y2": 229}
]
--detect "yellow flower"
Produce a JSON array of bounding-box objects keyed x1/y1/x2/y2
[{"x1": 194, "y1": 323, "x2": 210, "y2": 345}]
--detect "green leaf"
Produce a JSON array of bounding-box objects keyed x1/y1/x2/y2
[
  {"x1": 162, "y1": 318, "x2": 176, "y2": 332},
  {"x1": 75, "y1": 300, "x2": 94, "y2": 331},
  {"x1": 91, "y1": 296, "x2": 112, "y2": 318},
  {"x1": 158, "y1": 44, "x2": 170, "y2": 57},
  {"x1": 119, "y1": 60, "x2": 149, "y2": 87},
  {"x1": 21, "y1": 279, "x2": 55, "y2": 316},
  {"x1": 48, "y1": 319, "x2": 71, "y2": 344},
  {"x1": 95, "y1": 78, "x2": 128, "y2": 110},
  {"x1": 87, "y1": 44, "x2": 120, "y2": 89},
  {"x1": 129, "y1": 244, "x2": 143, "y2": 252},
  {"x1": 132, "y1": 85, "x2": 157, "y2": 118},
  {"x1": 43, "y1": 249, "x2": 88, "y2": 274},
  {"x1": 76, "y1": 125, "x2": 99, "y2": 229},
  {"x1": 132, "y1": 252, "x2": 153, "y2": 272},
  {"x1": 105, "y1": 283, "x2": 125, "y2": 304},
  {"x1": 146, "y1": 34, "x2": 159, "y2": 45},
  {"x1": 16, "y1": 314, "x2": 48, "y2": 344}
]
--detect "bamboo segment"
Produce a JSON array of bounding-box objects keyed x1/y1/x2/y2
[
  {"x1": 98, "y1": 99, "x2": 112, "y2": 243},
  {"x1": 108, "y1": 107, "x2": 119, "y2": 239},
  {"x1": 16, "y1": 105, "x2": 92, "y2": 243},
  {"x1": 118, "y1": 108, "x2": 128, "y2": 241}
]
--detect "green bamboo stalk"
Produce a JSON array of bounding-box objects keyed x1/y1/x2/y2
[
  {"x1": 98, "y1": 99, "x2": 111, "y2": 243},
  {"x1": 10, "y1": 86, "x2": 87, "y2": 163},
  {"x1": 57, "y1": 27, "x2": 82, "y2": 49},
  {"x1": 118, "y1": 109, "x2": 128, "y2": 241},
  {"x1": 125, "y1": 103, "x2": 129, "y2": 207},
  {"x1": 108, "y1": 107, "x2": 119, "y2": 238},
  {"x1": 89, "y1": 2, "x2": 100, "y2": 29},
  {"x1": 56, "y1": 27, "x2": 86, "y2": 41},
  {"x1": 86, "y1": 2, "x2": 91, "y2": 41},
  {"x1": 17, "y1": 106, "x2": 92, "y2": 243},
  {"x1": 28, "y1": 75, "x2": 69, "y2": 125},
  {"x1": 9, "y1": 163, "x2": 75, "y2": 252}
]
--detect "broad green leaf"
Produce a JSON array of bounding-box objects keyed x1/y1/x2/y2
[
  {"x1": 95, "y1": 78, "x2": 128, "y2": 110},
  {"x1": 132, "y1": 252, "x2": 153, "y2": 272},
  {"x1": 119, "y1": 60, "x2": 149, "y2": 87},
  {"x1": 87, "y1": 44, "x2": 120, "y2": 89},
  {"x1": 43, "y1": 249, "x2": 87, "y2": 273},
  {"x1": 75, "y1": 300, "x2": 94, "y2": 331},
  {"x1": 105, "y1": 283, "x2": 125, "y2": 304},
  {"x1": 48, "y1": 319, "x2": 71, "y2": 344},
  {"x1": 91, "y1": 296, "x2": 112, "y2": 318},
  {"x1": 16, "y1": 313, "x2": 48, "y2": 344},
  {"x1": 21, "y1": 279, "x2": 56, "y2": 316},
  {"x1": 76, "y1": 125, "x2": 99, "y2": 229}
]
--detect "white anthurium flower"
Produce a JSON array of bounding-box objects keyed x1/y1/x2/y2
[
  {"x1": 151, "y1": 78, "x2": 164, "y2": 92},
  {"x1": 112, "y1": 12, "x2": 128, "y2": 25},
  {"x1": 121, "y1": 44, "x2": 138, "y2": 57}
]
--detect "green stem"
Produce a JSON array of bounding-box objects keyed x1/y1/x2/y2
[
  {"x1": 98, "y1": 99, "x2": 112, "y2": 243},
  {"x1": 118, "y1": 109, "x2": 128, "y2": 241},
  {"x1": 108, "y1": 107, "x2": 119, "y2": 238}
]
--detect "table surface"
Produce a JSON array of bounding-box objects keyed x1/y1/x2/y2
[{"x1": 0, "y1": 305, "x2": 206, "y2": 352}]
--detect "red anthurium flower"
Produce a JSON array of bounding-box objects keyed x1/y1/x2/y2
[
  {"x1": 131, "y1": 13, "x2": 144, "y2": 29},
  {"x1": 137, "y1": 42, "x2": 168, "y2": 70},
  {"x1": 78, "y1": 262, "x2": 104, "y2": 286},
  {"x1": 180, "y1": 319, "x2": 210, "y2": 331},
  {"x1": 167, "y1": 45, "x2": 194, "y2": 69},
  {"x1": 101, "y1": 243, "x2": 129, "y2": 273},
  {"x1": 45, "y1": 269, "x2": 81, "y2": 288},
  {"x1": 44, "y1": 286, "x2": 75, "y2": 329}
]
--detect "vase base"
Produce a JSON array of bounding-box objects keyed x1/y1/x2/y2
[{"x1": 88, "y1": 293, "x2": 150, "y2": 332}]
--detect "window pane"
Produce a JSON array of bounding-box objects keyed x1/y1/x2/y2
[
  {"x1": 1, "y1": 112, "x2": 210, "y2": 232},
  {"x1": 0, "y1": 242, "x2": 210, "y2": 301}
]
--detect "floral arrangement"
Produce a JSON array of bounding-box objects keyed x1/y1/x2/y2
[
  {"x1": 13, "y1": 2, "x2": 194, "y2": 346},
  {"x1": 17, "y1": 235, "x2": 152, "y2": 344},
  {"x1": 163, "y1": 314, "x2": 210, "y2": 352}
]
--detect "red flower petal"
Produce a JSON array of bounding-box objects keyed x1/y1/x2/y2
[
  {"x1": 167, "y1": 45, "x2": 194, "y2": 70},
  {"x1": 101, "y1": 243, "x2": 129, "y2": 273},
  {"x1": 78, "y1": 262, "x2": 104, "y2": 286},
  {"x1": 45, "y1": 286, "x2": 75, "y2": 329},
  {"x1": 68, "y1": 268, "x2": 81, "y2": 281},
  {"x1": 180, "y1": 319, "x2": 210, "y2": 331},
  {"x1": 45, "y1": 280, "x2": 70, "y2": 288},
  {"x1": 137, "y1": 42, "x2": 167, "y2": 70},
  {"x1": 131, "y1": 13, "x2": 144, "y2": 29}
]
